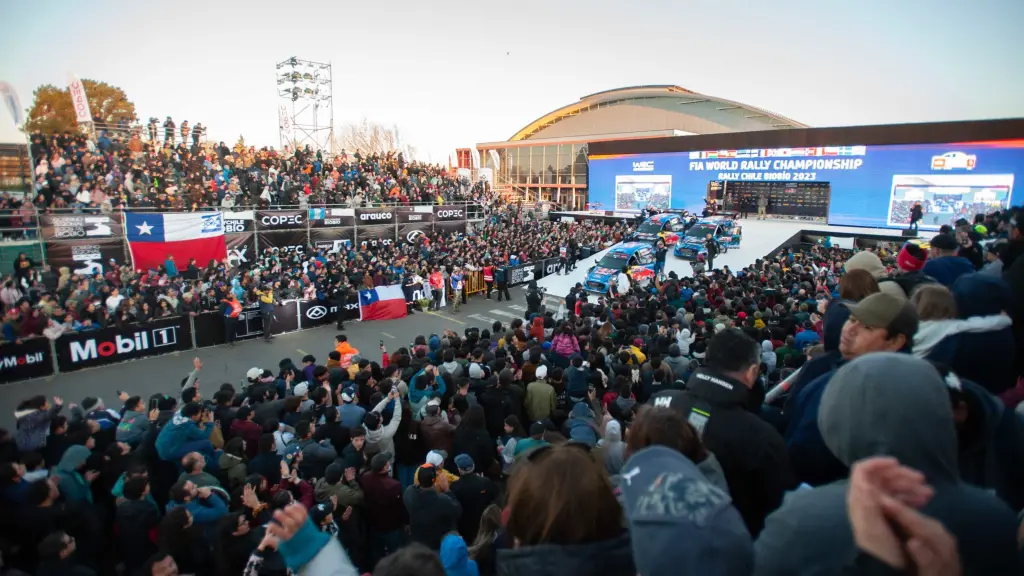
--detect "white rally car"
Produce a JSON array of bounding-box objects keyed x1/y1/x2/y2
[{"x1": 931, "y1": 152, "x2": 976, "y2": 171}]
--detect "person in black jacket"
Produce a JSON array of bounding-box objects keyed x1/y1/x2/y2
[
  {"x1": 115, "y1": 476, "x2": 161, "y2": 575},
  {"x1": 403, "y1": 465, "x2": 462, "y2": 550},
  {"x1": 451, "y1": 405, "x2": 497, "y2": 477},
  {"x1": 648, "y1": 328, "x2": 796, "y2": 536},
  {"x1": 908, "y1": 201, "x2": 923, "y2": 231},
  {"x1": 704, "y1": 234, "x2": 720, "y2": 270},
  {"x1": 494, "y1": 266, "x2": 511, "y2": 302},
  {"x1": 449, "y1": 454, "x2": 498, "y2": 543}
]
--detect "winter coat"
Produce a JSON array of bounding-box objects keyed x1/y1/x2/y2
[
  {"x1": 314, "y1": 477, "x2": 364, "y2": 509},
  {"x1": 155, "y1": 411, "x2": 212, "y2": 461},
  {"x1": 363, "y1": 396, "x2": 402, "y2": 461},
  {"x1": 563, "y1": 403, "x2": 600, "y2": 446},
  {"x1": 496, "y1": 532, "x2": 635, "y2": 576},
  {"x1": 54, "y1": 445, "x2": 93, "y2": 503},
  {"x1": 115, "y1": 409, "x2": 151, "y2": 445},
  {"x1": 14, "y1": 403, "x2": 62, "y2": 453}
]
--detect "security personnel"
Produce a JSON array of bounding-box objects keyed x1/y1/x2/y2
[
  {"x1": 704, "y1": 234, "x2": 720, "y2": 270},
  {"x1": 330, "y1": 279, "x2": 350, "y2": 330},
  {"x1": 254, "y1": 284, "x2": 277, "y2": 341},
  {"x1": 220, "y1": 292, "x2": 243, "y2": 347}
]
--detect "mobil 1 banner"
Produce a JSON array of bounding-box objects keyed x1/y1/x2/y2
[
  {"x1": 356, "y1": 225, "x2": 395, "y2": 249},
  {"x1": 40, "y1": 213, "x2": 124, "y2": 240},
  {"x1": 309, "y1": 208, "x2": 355, "y2": 228},
  {"x1": 355, "y1": 207, "x2": 396, "y2": 226},
  {"x1": 310, "y1": 227, "x2": 354, "y2": 254},
  {"x1": 56, "y1": 316, "x2": 193, "y2": 372},
  {"x1": 0, "y1": 337, "x2": 54, "y2": 384},
  {"x1": 226, "y1": 233, "x2": 257, "y2": 268},
  {"x1": 433, "y1": 206, "x2": 467, "y2": 222},
  {"x1": 44, "y1": 238, "x2": 126, "y2": 275},
  {"x1": 507, "y1": 263, "x2": 536, "y2": 287},
  {"x1": 434, "y1": 220, "x2": 467, "y2": 236},
  {"x1": 298, "y1": 296, "x2": 359, "y2": 328},
  {"x1": 256, "y1": 209, "x2": 305, "y2": 231},
  {"x1": 257, "y1": 230, "x2": 309, "y2": 255},
  {"x1": 399, "y1": 222, "x2": 432, "y2": 245}
]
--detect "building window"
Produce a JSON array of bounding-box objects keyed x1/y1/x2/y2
[{"x1": 573, "y1": 144, "x2": 588, "y2": 185}]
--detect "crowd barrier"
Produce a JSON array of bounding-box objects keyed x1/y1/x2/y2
[{"x1": 0, "y1": 250, "x2": 597, "y2": 385}]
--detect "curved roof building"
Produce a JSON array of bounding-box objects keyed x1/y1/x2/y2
[{"x1": 475, "y1": 85, "x2": 805, "y2": 208}]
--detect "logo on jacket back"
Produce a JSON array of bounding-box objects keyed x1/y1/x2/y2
[
  {"x1": 359, "y1": 212, "x2": 393, "y2": 221},
  {"x1": 0, "y1": 352, "x2": 45, "y2": 370},
  {"x1": 70, "y1": 327, "x2": 178, "y2": 362}
]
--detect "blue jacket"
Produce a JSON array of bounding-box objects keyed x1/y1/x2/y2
[
  {"x1": 167, "y1": 494, "x2": 227, "y2": 526},
  {"x1": 921, "y1": 256, "x2": 975, "y2": 287},
  {"x1": 441, "y1": 534, "x2": 480, "y2": 576},
  {"x1": 408, "y1": 368, "x2": 447, "y2": 406},
  {"x1": 54, "y1": 445, "x2": 93, "y2": 503},
  {"x1": 564, "y1": 404, "x2": 599, "y2": 446},
  {"x1": 164, "y1": 258, "x2": 179, "y2": 277},
  {"x1": 337, "y1": 403, "x2": 366, "y2": 430},
  {"x1": 155, "y1": 412, "x2": 212, "y2": 460},
  {"x1": 793, "y1": 329, "x2": 820, "y2": 352}
]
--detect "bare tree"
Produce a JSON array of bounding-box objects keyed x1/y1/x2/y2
[{"x1": 338, "y1": 118, "x2": 416, "y2": 159}]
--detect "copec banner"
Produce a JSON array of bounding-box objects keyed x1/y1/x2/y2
[{"x1": 588, "y1": 140, "x2": 1024, "y2": 229}]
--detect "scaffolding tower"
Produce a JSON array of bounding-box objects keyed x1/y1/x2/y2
[{"x1": 276, "y1": 57, "x2": 334, "y2": 154}]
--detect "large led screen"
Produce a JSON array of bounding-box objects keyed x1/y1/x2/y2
[{"x1": 588, "y1": 141, "x2": 1024, "y2": 229}]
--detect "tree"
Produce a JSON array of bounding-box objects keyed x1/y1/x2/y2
[
  {"x1": 338, "y1": 118, "x2": 416, "y2": 159},
  {"x1": 24, "y1": 79, "x2": 136, "y2": 134},
  {"x1": 234, "y1": 134, "x2": 246, "y2": 153}
]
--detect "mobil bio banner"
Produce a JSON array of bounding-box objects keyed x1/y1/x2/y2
[{"x1": 588, "y1": 140, "x2": 1024, "y2": 229}]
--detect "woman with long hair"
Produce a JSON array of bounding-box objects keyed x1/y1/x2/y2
[
  {"x1": 469, "y1": 504, "x2": 506, "y2": 576},
  {"x1": 499, "y1": 443, "x2": 634, "y2": 575}
]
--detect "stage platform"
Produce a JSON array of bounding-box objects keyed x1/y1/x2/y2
[{"x1": 536, "y1": 218, "x2": 935, "y2": 299}]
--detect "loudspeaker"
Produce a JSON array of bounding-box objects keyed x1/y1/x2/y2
[{"x1": 901, "y1": 229, "x2": 917, "y2": 238}]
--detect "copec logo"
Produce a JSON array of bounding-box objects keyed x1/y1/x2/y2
[
  {"x1": 261, "y1": 214, "x2": 303, "y2": 226},
  {"x1": 0, "y1": 352, "x2": 45, "y2": 370},
  {"x1": 70, "y1": 327, "x2": 178, "y2": 362},
  {"x1": 436, "y1": 209, "x2": 464, "y2": 219},
  {"x1": 360, "y1": 212, "x2": 393, "y2": 221}
]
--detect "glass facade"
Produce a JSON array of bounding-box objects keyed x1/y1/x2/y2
[{"x1": 482, "y1": 143, "x2": 589, "y2": 187}]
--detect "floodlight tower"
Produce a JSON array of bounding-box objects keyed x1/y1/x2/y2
[{"x1": 275, "y1": 57, "x2": 335, "y2": 154}]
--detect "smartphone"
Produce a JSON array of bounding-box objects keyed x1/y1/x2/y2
[{"x1": 380, "y1": 340, "x2": 384, "y2": 347}]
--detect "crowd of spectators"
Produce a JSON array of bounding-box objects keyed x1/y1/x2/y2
[{"x1": 1, "y1": 198, "x2": 1023, "y2": 575}]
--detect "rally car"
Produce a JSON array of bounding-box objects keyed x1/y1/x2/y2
[
  {"x1": 673, "y1": 217, "x2": 742, "y2": 259},
  {"x1": 584, "y1": 242, "x2": 657, "y2": 294},
  {"x1": 629, "y1": 213, "x2": 687, "y2": 245}
]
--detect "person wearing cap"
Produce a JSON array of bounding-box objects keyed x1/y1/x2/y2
[
  {"x1": 337, "y1": 385, "x2": 366, "y2": 430},
  {"x1": 619, "y1": 445, "x2": 752, "y2": 576},
  {"x1": 449, "y1": 453, "x2": 498, "y2": 543},
  {"x1": 650, "y1": 329, "x2": 794, "y2": 536},
  {"x1": 359, "y1": 451, "x2": 407, "y2": 566},
  {"x1": 286, "y1": 420, "x2": 337, "y2": 479},
  {"x1": 524, "y1": 364, "x2": 556, "y2": 423},
  {"x1": 756, "y1": 353, "x2": 1022, "y2": 575},
  {"x1": 420, "y1": 398, "x2": 457, "y2": 456},
  {"x1": 309, "y1": 501, "x2": 340, "y2": 537},
  {"x1": 404, "y1": 464, "x2": 462, "y2": 550},
  {"x1": 921, "y1": 232, "x2": 976, "y2": 286},
  {"x1": 878, "y1": 242, "x2": 936, "y2": 299},
  {"x1": 786, "y1": 292, "x2": 920, "y2": 488}
]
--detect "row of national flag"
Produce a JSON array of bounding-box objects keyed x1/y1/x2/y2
[{"x1": 688, "y1": 146, "x2": 867, "y2": 160}]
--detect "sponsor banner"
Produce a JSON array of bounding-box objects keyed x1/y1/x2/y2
[
  {"x1": 0, "y1": 337, "x2": 54, "y2": 384},
  {"x1": 397, "y1": 207, "x2": 434, "y2": 224},
  {"x1": 309, "y1": 227, "x2": 355, "y2": 254},
  {"x1": 298, "y1": 295, "x2": 359, "y2": 328},
  {"x1": 40, "y1": 213, "x2": 124, "y2": 240},
  {"x1": 226, "y1": 232, "x2": 256, "y2": 268},
  {"x1": 224, "y1": 218, "x2": 254, "y2": 233},
  {"x1": 356, "y1": 225, "x2": 395, "y2": 249},
  {"x1": 193, "y1": 301, "x2": 300, "y2": 348},
  {"x1": 355, "y1": 207, "x2": 396, "y2": 225},
  {"x1": 255, "y1": 209, "x2": 305, "y2": 230},
  {"x1": 434, "y1": 220, "x2": 467, "y2": 236},
  {"x1": 539, "y1": 257, "x2": 562, "y2": 279},
  {"x1": 257, "y1": 230, "x2": 308, "y2": 255},
  {"x1": 402, "y1": 282, "x2": 426, "y2": 304},
  {"x1": 44, "y1": 238, "x2": 126, "y2": 275},
  {"x1": 56, "y1": 316, "x2": 192, "y2": 372},
  {"x1": 507, "y1": 263, "x2": 535, "y2": 287},
  {"x1": 433, "y1": 206, "x2": 467, "y2": 221},
  {"x1": 398, "y1": 222, "x2": 432, "y2": 245},
  {"x1": 309, "y1": 208, "x2": 356, "y2": 228}
]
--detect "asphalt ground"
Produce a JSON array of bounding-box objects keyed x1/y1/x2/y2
[{"x1": 0, "y1": 288, "x2": 533, "y2": 429}]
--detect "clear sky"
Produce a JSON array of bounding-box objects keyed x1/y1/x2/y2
[{"x1": 2, "y1": 0, "x2": 1022, "y2": 161}]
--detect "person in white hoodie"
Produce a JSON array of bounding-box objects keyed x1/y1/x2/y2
[
  {"x1": 761, "y1": 340, "x2": 777, "y2": 374},
  {"x1": 363, "y1": 390, "x2": 403, "y2": 467},
  {"x1": 676, "y1": 328, "x2": 696, "y2": 355}
]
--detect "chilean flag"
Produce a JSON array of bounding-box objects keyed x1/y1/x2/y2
[
  {"x1": 126, "y1": 212, "x2": 227, "y2": 272},
  {"x1": 359, "y1": 285, "x2": 408, "y2": 321}
]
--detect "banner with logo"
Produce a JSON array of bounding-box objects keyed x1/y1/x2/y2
[
  {"x1": 398, "y1": 222, "x2": 432, "y2": 245},
  {"x1": 193, "y1": 301, "x2": 300, "y2": 347},
  {"x1": 223, "y1": 215, "x2": 255, "y2": 233},
  {"x1": 309, "y1": 207, "x2": 355, "y2": 228},
  {"x1": 41, "y1": 213, "x2": 124, "y2": 240},
  {"x1": 309, "y1": 227, "x2": 354, "y2": 253},
  {"x1": 507, "y1": 263, "x2": 536, "y2": 287},
  {"x1": 433, "y1": 206, "x2": 467, "y2": 222},
  {"x1": 56, "y1": 316, "x2": 192, "y2": 372},
  {"x1": 67, "y1": 74, "x2": 93, "y2": 124},
  {"x1": 256, "y1": 230, "x2": 308, "y2": 255},
  {"x1": 397, "y1": 207, "x2": 434, "y2": 224},
  {"x1": 255, "y1": 210, "x2": 305, "y2": 230},
  {"x1": 226, "y1": 232, "x2": 256, "y2": 268},
  {"x1": 44, "y1": 238, "x2": 127, "y2": 275},
  {"x1": 298, "y1": 295, "x2": 359, "y2": 328},
  {"x1": 0, "y1": 337, "x2": 54, "y2": 384},
  {"x1": 433, "y1": 220, "x2": 467, "y2": 236},
  {"x1": 356, "y1": 225, "x2": 395, "y2": 249},
  {"x1": 355, "y1": 207, "x2": 396, "y2": 226},
  {"x1": 402, "y1": 281, "x2": 426, "y2": 304},
  {"x1": 537, "y1": 257, "x2": 562, "y2": 279}
]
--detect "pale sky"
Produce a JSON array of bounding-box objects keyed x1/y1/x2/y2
[{"x1": 2, "y1": 0, "x2": 1023, "y2": 161}]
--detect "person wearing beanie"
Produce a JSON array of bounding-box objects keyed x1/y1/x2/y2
[
  {"x1": 879, "y1": 242, "x2": 938, "y2": 299},
  {"x1": 922, "y1": 233, "x2": 976, "y2": 286},
  {"x1": 564, "y1": 401, "x2": 600, "y2": 446},
  {"x1": 843, "y1": 250, "x2": 886, "y2": 280},
  {"x1": 524, "y1": 364, "x2": 556, "y2": 423},
  {"x1": 337, "y1": 385, "x2": 366, "y2": 430},
  {"x1": 449, "y1": 453, "x2": 498, "y2": 542},
  {"x1": 897, "y1": 242, "x2": 927, "y2": 272}
]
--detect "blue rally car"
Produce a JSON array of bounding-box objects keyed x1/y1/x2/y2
[
  {"x1": 630, "y1": 213, "x2": 686, "y2": 245},
  {"x1": 673, "y1": 217, "x2": 743, "y2": 259},
  {"x1": 584, "y1": 242, "x2": 657, "y2": 293}
]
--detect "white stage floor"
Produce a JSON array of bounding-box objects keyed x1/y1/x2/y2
[{"x1": 535, "y1": 219, "x2": 936, "y2": 299}]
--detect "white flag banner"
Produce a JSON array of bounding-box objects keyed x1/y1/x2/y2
[
  {"x1": 0, "y1": 81, "x2": 24, "y2": 127},
  {"x1": 470, "y1": 148, "x2": 480, "y2": 169},
  {"x1": 488, "y1": 149, "x2": 500, "y2": 170},
  {"x1": 67, "y1": 74, "x2": 92, "y2": 124}
]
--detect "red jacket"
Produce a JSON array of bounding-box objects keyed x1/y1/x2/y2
[
  {"x1": 360, "y1": 470, "x2": 408, "y2": 533},
  {"x1": 230, "y1": 419, "x2": 262, "y2": 459}
]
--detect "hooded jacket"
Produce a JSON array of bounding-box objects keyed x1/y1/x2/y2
[
  {"x1": 754, "y1": 353, "x2": 1021, "y2": 576},
  {"x1": 441, "y1": 534, "x2": 480, "y2": 576},
  {"x1": 496, "y1": 531, "x2": 635, "y2": 576},
  {"x1": 921, "y1": 254, "x2": 976, "y2": 286},
  {"x1": 941, "y1": 273, "x2": 1018, "y2": 395},
  {"x1": 14, "y1": 403, "x2": 62, "y2": 453},
  {"x1": 954, "y1": 378, "x2": 1024, "y2": 512},
  {"x1": 54, "y1": 445, "x2": 93, "y2": 503},
  {"x1": 597, "y1": 420, "x2": 626, "y2": 474},
  {"x1": 760, "y1": 340, "x2": 777, "y2": 373},
  {"x1": 115, "y1": 409, "x2": 151, "y2": 445},
  {"x1": 155, "y1": 411, "x2": 213, "y2": 461},
  {"x1": 363, "y1": 396, "x2": 402, "y2": 460},
  {"x1": 314, "y1": 477, "x2": 364, "y2": 509},
  {"x1": 563, "y1": 403, "x2": 600, "y2": 446}
]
